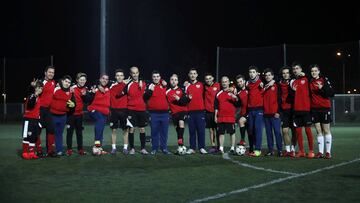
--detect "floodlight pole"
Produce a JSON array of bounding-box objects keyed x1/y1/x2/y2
[
  {"x1": 216, "y1": 46, "x2": 220, "y2": 81},
  {"x1": 283, "y1": 43, "x2": 287, "y2": 66},
  {"x1": 100, "y1": 0, "x2": 107, "y2": 75},
  {"x1": 2, "y1": 57, "x2": 6, "y2": 122}
]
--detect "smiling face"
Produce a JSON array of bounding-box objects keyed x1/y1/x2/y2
[
  {"x1": 236, "y1": 77, "x2": 245, "y2": 89},
  {"x1": 115, "y1": 71, "x2": 125, "y2": 83},
  {"x1": 100, "y1": 74, "x2": 109, "y2": 86},
  {"x1": 62, "y1": 78, "x2": 71, "y2": 89},
  {"x1": 264, "y1": 72, "x2": 274, "y2": 82},
  {"x1": 204, "y1": 75, "x2": 214, "y2": 86},
  {"x1": 45, "y1": 68, "x2": 55, "y2": 80},
  {"x1": 311, "y1": 67, "x2": 320, "y2": 79},
  {"x1": 170, "y1": 74, "x2": 179, "y2": 87},
  {"x1": 152, "y1": 73, "x2": 161, "y2": 84},
  {"x1": 77, "y1": 76, "x2": 87, "y2": 87},
  {"x1": 292, "y1": 65, "x2": 302, "y2": 76},
  {"x1": 249, "y1": 69, "x2": 258, "y2": 80},
  {"x1": 221, "y1": 76, "x2": 230, "y2": 89},
  {"x1": 188, "y1": 70, "x2": 198, "y2": 82},
  {"x1": 282, "y1": 68, "x2": 290, "y2": 80},
  {"x1": 130, "y1": 67, "x2": 139, "y2": 81}
]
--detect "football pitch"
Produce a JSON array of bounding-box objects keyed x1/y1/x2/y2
[{"x1": 0, "y1": 123, "x2": 359, "y2": 203}]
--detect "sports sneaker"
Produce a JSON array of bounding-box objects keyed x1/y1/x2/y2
[
  {"x1": 47, "y1": 151, "x2": 58, "y2": 158},
  {"x1": 307, "y1": 151, "x2": 315, "y2": 159},
  {"x1": 140, "y1": 148, "x2": 149, "y2": 155},
  {"x1": 110, "y1": 148, "x2": 117, "y2": 155},
  {"x1": 186, "y1": 148, "x2": 196, "y2": 154},
  {"x1": 295, "y1": 151, "x2": 306, "y2": 158},
  {"x1": 248, "y1": 151, "x2": 255, "y2": 157},
  {"x1": 162, "y1": 149, "x2": 172, "y2": 155},
  {"x1": 151, "y1": 150, "x2": 157, "y2": 155},
  {"x1": 29, "y1": 151, "x2": 39, "y2": 159},
  {"x1": 122, "y1": 148, "x2": 129, "y2": 155},
  {"x1": 239, "y1": 139, "x2": 246, "y2": 146},
  {"x1": 22, "y1": 152, "x2": 30, "y2": 160},
  {"x1": 57, "y1": 151, "x2": 64, "y2": 156},
  {"x1": 129, "y1": 148, "x2": 136, "y2": 155},
  {"x1": 277, "y1": 151, "x2": 284, "y2": 157},
  {"x1": 78, "y1": 149, "x2": 87, "y2": 155},
  {"x1": 36, "y1": 150, "x2": 45, "y2": 158},
  {"x1": 66, "y1": 149, "x2": 73, "y2": 156},
  {"x1": 325, "y1": 152, "x2": 332, "y2": 159},
  {"x1": 254, "y1": 150, "x2": 261, "y2": 157},
  {"x1": 208, "y1": 147, "x2": 218, "y2": 154},
  {"x1": 199, "y1": 148, "x2": 207, "y2": 154},
  {"x1": 289, "y1": 151, "x2": 296, "y2": 158},
  {"x1": 265, "y1": 151, "x2": 274, "y2": 156},
  {"x1": 315, "y1": 152, "x2": 324, "y2": 158}
]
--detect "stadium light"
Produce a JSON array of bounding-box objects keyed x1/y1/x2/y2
[
  {"x1": 347, "y1": 90, "x2": 351, "y2": 94},
  {"x1": 336, "y1": 52, "x2": 342, "y2": 56}
]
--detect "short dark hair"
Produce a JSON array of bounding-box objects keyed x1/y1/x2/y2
[
  {"x1": 189, "y1": 68, "x2": 197, "y2": 73},
  {"x1": 152, "y1": 70, "x2": 160, "y2": 75},
  {"x1": 34, "y1": 80, "x2": 44, "y2": 88},
  {"x1": 248, "y1": 65, "x2": 259, "y2": 72},
  {"x1": 263, "y1": 68, "x2": 274, "y2": 75},
  {"x1": 309, "y1": 64, "x2": 320, "y2": 71},
  {"x1": 291, "y1": 62, "x2": 302, "y2": 68},
  {"x1": 115, "y1": 68, "x2": 124, "y2": 74},
  {"x1": 44, "y1": 66, "x2": 55, "y2": 72},
  {"x1": 235, "y1": 74, "x2": 245, "y2": 80},
  {"x1": 76, "y1": 72, "x2": 87, "y2": 80},
  {"x1": 62, "y1": 75, "x2": 72, "y2": 81},
  {"x1": 279, "y1": 66, "x2": 291, "y2": 74},
  {"x1": 204, "y1": 72, "x2": 213, "y2": 77}
]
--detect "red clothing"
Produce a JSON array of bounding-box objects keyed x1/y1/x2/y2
[
  {"x1": 237, "y1": 89, "x2": 248, "y2": 116},
  {"x1": 290, "y1": 76, "x2": 310, "y2": 112},
  {"x1": 215, "y1": 90, "x2": 237, "y2": 123},
  {"x1": 110, "y1": 82, "x2": 127, "y2": 109},
  {"x1": 146, "y1": 83, "x2": 169, "y2": 111},
  {"x1": 246, "y1": 78, "x2": 264, "y2": 110},
  {"x1": 310, "y1": 77, "x2": 331, "y2": 109},
  {"x1": 166, "y1": 87, "x2": 187, "y2": 115},
  {"x1": 204, "y1": 82, "x2": 220, "y2": 112},
  {"x1": 72, "y1": 85, "x2": 87, "y2": 116},
  {"x1": 278, "y1": 80, "x2": 292, "y2": 110},
  {"x1": 87, "y1": 87, "x2": 111, "y2": 115},
  {"x1": 263, "y1": 84, "x2": 279, "y2": 116},
  {"x1": 24, "y1": 95, "x2": 41, "y2": 119},
  {"x1": 126, "y1": 81, "x2": 146, "y2": 111},
  {"x1": 185, "y1": 81, "x2": 205, "y2": 111},
  {"x1": 39, "y1": 79, "x2": 55, "y2": 108},
  {"x1": 50, "y1": 87, "x2": 72, "y2": 115}
]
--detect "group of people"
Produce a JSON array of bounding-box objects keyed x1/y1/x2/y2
[{"x1": 20, "y1": 63, "x2": 334, "y2": 160}]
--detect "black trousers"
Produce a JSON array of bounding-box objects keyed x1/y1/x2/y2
[{"x1": 66, "y1": 115, "x2": 84, "y2": 150}]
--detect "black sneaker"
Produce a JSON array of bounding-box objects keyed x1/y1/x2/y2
[{"x1": 265, "y1": 151, "x2": 274, "y2": 156}]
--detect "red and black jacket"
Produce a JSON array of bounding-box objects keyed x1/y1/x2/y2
[
  {"x1": 166, "y1": 87, "x2": 189, "y2": 115},
  {"x1": 110, "y1": 81, "x2": 127, "y2": 110},
  {"x1": 204, "y1": 82, "x2": 220, "y2": 113},
  {"x1": 278, "y1": 79, "x2": 294, "y2": 111},
  {"x1": 237, "y1": 88, "x2": 248, "y2": 116},
  {"x1": 263, "y1": 83, "x2": 281, "y2": 117},
  {"x1": 214, "y1": 90, "x2": 239, "y2": 123},
  {"x1": 71, "y1": 85, "x2": 88, "y2": 116},
  {"x1": 310, "y1": 76, "x2": 334, "y2": 111},
  {"x1": 290, "y1": 75, "x2": 311, "y2": 112},
  {"x1": 23, "y1": 86, "x2": 41, "y2": 119},
  {"x1": 50, "y1": 85, "x2": 76, "y2": 115},
  {"x1": 143, "y1": 82, "x2": 169, "y2": 113},
  {"x1": 39, "y1": 79, "x2": 55, "y2": 108},
  {"x1": 185, "y1": 81, "x2": 205, "y2": 112},
  {"x1": 87, "y1": 85, "x2": 111, "y2": 115},
  {"x1": 123, "y1": 80, "x2": 147, "y2": 111}
]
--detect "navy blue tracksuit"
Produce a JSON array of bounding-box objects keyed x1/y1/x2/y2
[
  {"x1": 264, "y1": 116, "x2": 282, "y2": 153},
  {"x1": 150, "y1": 112, "x2": 169, "y2": 151}
]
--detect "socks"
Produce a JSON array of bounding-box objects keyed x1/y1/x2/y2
[
  {"x1": 140, "y1": 133, "x2": 146, "y2": 149},
  {"x1": 47, "y1": 133, "x2": 55, "y2": 153},
  {"x1": 240, "y1": 126, "x2": 246, "y2": 140},
  {"x1": 305, "y1": 127, "x2": 314, "y2": 151},
  {"x1": 129, "y1": 133, "x2": 134, "y2": 149},
  {"x1": 219, "y1": 146, "x2": 224, "y2": 152},
  {"x1": 317, "y1": 134, "x2": 324, "y2": 154},
  {"x1": 325, "y1": 134, "x2": 332, "y2": 154},
  {"x1": 22, "y1": 142, "x2": 29, "y2": 153},
  {"x1": 177, "y1": 127, "x2": 184, "y2": 146},
  {"x1": 36, "y1": 136, "x2": 42, "y2": 152},
  {"x1": 123, "y1": 144, "x2": 128, "y2": 150},
  {"x1": 291, "y1": 145, "x2": 295, "y2": 152},
  {"x1": 285, "y1": 145, "x2": 290, "y2": 152},
  {"x1": 296, "y1": 127, "x2": 304, "y2": 152},
  {"x1": 112, "y1": 144, "x2": 116, "y2": 149}
]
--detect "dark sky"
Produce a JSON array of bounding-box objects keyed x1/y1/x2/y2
[{"x1": 1, "y1": 0, "x2": 360, "y2": 102}]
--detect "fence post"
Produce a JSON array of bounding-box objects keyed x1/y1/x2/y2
[
  {"x1": 283, "y1": 43, "x2": 287, "y2": 66},
  {"x1": 332, "y1": 98, "x2": 336, "y2": 126},
  {"x1": 2, "y1": 57, "x2": 6, "y2": 122}
]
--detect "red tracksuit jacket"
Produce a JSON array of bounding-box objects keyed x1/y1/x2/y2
[
  {"x1": 144, "y1": 83, "x2": 169, "y2": 112},
  {"x1": 87, "y1": 86, "x2": 111, "y2": 115},
  {"x1": 215, "y1": 90, "x2": 237, "y2": 123},
  {"x1": 39, "y1": 79, "x2": 55, "y2": 108},
  {"x1": 185, "y1": 81, "x2": 205, "y2": 112},
  {"x1": 263, "y1": 84, "x2": 280, "y2": 116},
  {"x1": 50, "y1": 87, "x2": 73, "y2": 115},
  {"x1": 246, "y1": 78, "x2": 264, "y2": 110},
  {"x1": 278, "y1": 80, "x2": 293, "y2": 111},
  {"x1": 237, "y1": 89, "x2": 248, "y2": 116},
  {"x1": 204, "y1": 82, "x2": 220, "y2": 112},
  {"x1": 110, "y1": 82, "x2": 127, "y2": 109},
  {"x1": 166, "y1": 87, "x2": 188, "y2": 115},
  {"x1": 72, "y1": 85, "x2": 87, "y2": 116},
  {"x1": 125, "y1": 81, "x2": 146, "y2": 111},
  {"x1": 290, "y1": 76, "x2": 310, "y2": 112},
  {"x1": 24, "y1": 94, "x2": 41, "y2": 119},
  {"x1": 310, "y1": 77, "x2": 333, "y2": 110}
]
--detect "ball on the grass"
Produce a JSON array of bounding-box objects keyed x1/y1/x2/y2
[{"x1": 235, "y1": 145, "x2": 246, "y2": 156}]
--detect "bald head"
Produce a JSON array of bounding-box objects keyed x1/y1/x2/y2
[
  {"x1": 130, "y1": 66, "x2": 140, "y2": 81},
  {"x1": 221, "y1": 76, "x2": 230, "y2": 89}
]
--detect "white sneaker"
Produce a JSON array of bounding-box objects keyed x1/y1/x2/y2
[
  {"x1": 129, "y1": 148, "x2": 136, "y2": 155},
  {"x1": 186, "y1": 148, "x2": 195, "y2": 154},
  {"x1": 199, "y1": 148, "x2": 208, "y2": 154},
  {"x1": 140, "y1": 148, "x2": 149, "y2": 155}
]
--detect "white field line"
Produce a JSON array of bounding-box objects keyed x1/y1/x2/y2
[{"x1": 189, "y1": 157, "x2": 360, "y2": 203}]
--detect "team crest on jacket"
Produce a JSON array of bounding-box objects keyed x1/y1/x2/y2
[
  {"x1": 271, "y1": 86, "x2": 275, "y2": 91},
  {"x1": 301, "y1": 80, "x2": 305, "y2": 84},
  {"x1": 196, "y1": 84, "x2": 200, "y2": 88},
  {"x1": 213, "y1": 87, "x2": 217, "y2": 91},
  {"x1": 176, "y1": 90, "x2": 180, "y2": 94},
  {"x1": 66, "y1": 92, "x2": 70, "y2": 95}
]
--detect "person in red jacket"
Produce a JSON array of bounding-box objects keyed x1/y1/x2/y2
[
  {"x1": 278, "y1": 66, "x2": 297, "y2": 157},
  {"x1": 122, "y1": 66, "x2": 149, "y2": 155},
  {"x1": 204, "y1": 73, "x2": 221, "y2": 153},
  {"x1": 309, "y1": 65, "x2": 334, "y2": 159},
  {"x1": 215, "y1": 76, "x2": 239, "y2": 154},
  {"x1": 262, "y1": 69, "x2": 283, "y2": 156},
  {"x1": 21, "y1": 81, "x2": 43, "y2": 159},
  {"x1": 290, "y1": 63, "x2": 314, "y2": 158},
  {"x1": 235, "y1": 74, "x2": 248, "y2": 146},
  {"x1": 109, "y1": 69, "x2": 130, "y2": 155},
  {"x1": 66, "y1": 72, "x2": 88, "y2": 156},
  {"x1": 32, "y1": 66, "x2": 56, "y2": 157},
  {"x1": 144, "y1": 70, "x2": 171, "y2": 155},
  {"x1": 166, "y1": 74, "x2": 189, "y2": 154},
  {"x1": 184, "y1": 68, "x2": 207, "y2": 154},
  {"x1": 50, "y1": 75, "x2": 76, "y2": 156},
  {"x1": 87, "y1": 74, "x2": 111, "y2": 155}
]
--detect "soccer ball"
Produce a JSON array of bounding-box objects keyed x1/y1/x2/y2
[
  {"x1": 235, "y1": 145, "x2": 246, "y2": 156},
  {"x1": 177, "y1": 146, "x2": 187, "y2": 155},
  {"x1": 92, "y1": 146, "x2": 103, "y2": 156}
]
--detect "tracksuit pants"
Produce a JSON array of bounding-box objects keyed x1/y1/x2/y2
[
  {"x1": 52, "y1": 114, "x2": 67, "y2": 153},
  {"x1": 89, "y1": 111, "x2": 107, "y2": 145},
  {"x1": 248, "y1": 109, "x2": 264, "y2": 151},
  {"x1": 66, "y1": 115, "x2": 84, "y2": 150},
  {"x1": 150, "y1": 112, "x2": 169, "y2": 151},
  {"x1": 188, "y1": 111, "x2": 206, "y2": 150},
  {"x1": 264, "y1": 116, "x2": 282, "y2": 153}
]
